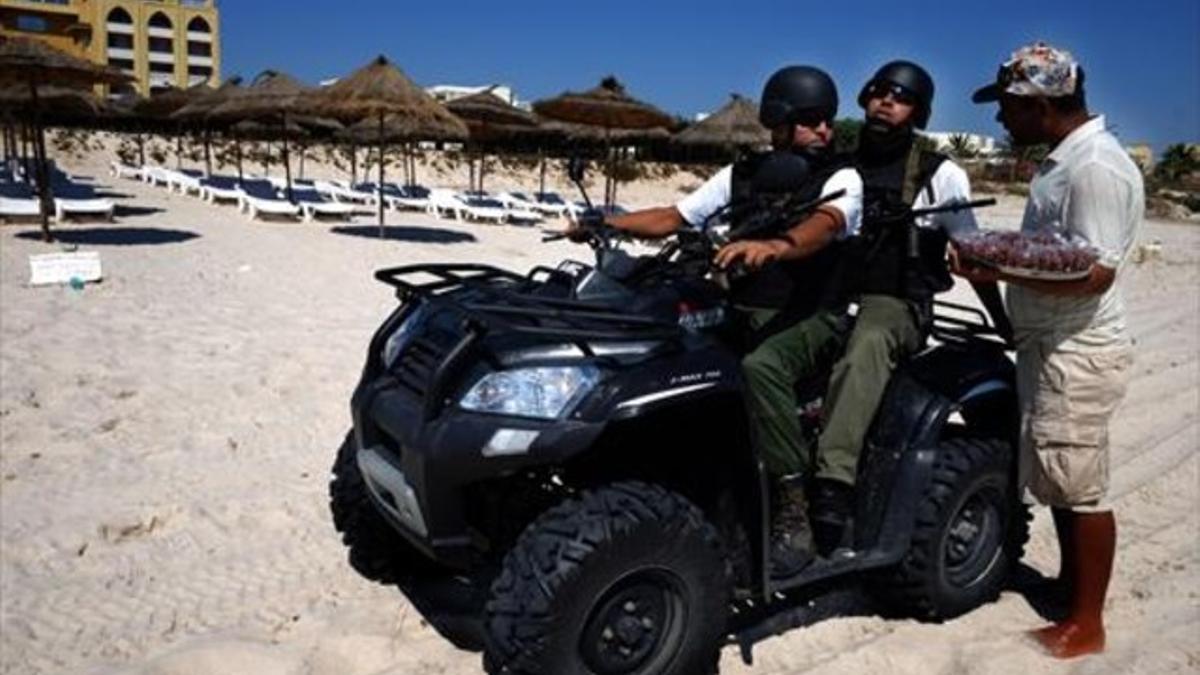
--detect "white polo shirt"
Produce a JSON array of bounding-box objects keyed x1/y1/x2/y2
[
  {"x1": 675, "y1": 163, "x2": 864, "y2": 238},
  {"x1": 1006, "y1": 116, "x2": 1144, "y2": 350}
]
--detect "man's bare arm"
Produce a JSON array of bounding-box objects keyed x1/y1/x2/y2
[
  {"x1": 606, "y1": 207, "x2": 687, "y2": 240},
  {"x1": 774, "y1": 205, "x2": 845, "y2": 261}
]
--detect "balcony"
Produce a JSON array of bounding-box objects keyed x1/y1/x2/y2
[
  {"x1": 147, "y1": 26, "x2": 174, "y2": 39},
  {"x1": 105, "y1": 21, "x2": 133, "y2": 33},
  {"x1": 147, "y1": 51, "x2": 175, "y2": 65},
  {"x1": 186, "y1": 55, "x2": 213, "y2": 67},
  {"x1": 186, "y1": 31, "x2": 212, "y2": 42},
  {"x1": 149, "y1": 73, "x2": 176, "y2": 88},
  {"x1": 105, "y1": 47, "x2": 134, "y2": 60}
]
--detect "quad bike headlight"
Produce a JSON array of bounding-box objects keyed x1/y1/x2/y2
[{"x1": 459, "y1": 366, "x2": 600, "y2": 419}]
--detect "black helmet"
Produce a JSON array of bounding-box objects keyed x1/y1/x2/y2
[
  {"x1": 857, "y1": 60, "x2": 935, "y2": 129},
  {"x1": 759, "y1": 66, "x2": 838, "y2": 129}
]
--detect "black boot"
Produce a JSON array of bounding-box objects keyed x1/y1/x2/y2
[
  {"x1": 809, "y1": 478, "x2": 854, "y2": 555},
  {"x1": 769, "y1": 474, "x2": 815, "y2": 579}
]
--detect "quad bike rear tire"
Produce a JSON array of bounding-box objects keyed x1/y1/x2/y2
[{"x1": 873, "y1": 437, "x2": 1030, "y2": 619}]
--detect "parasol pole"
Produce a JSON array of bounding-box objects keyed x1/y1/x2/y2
[
  {"x1": 349, "y1": 141, "x2": 357, "y2": 185},
  {"x1": 410, "y1": 142, "x2": 418, "y2": 188},
  {"x1": 203, "y1": 126, "x2": 212, "y2": 175},
  {"x1": 538, "y1": 147, "x2": 547, "y2": 196},
  {"x1": 19, "y1": 120, "x2": 31, "y2": 185},
  {"x1": 27, "y1": 78, "x2": 51, "y2": 241},
  {"x1": 281, "y1": 111, "x2": 294, "y2": 203},
  {"x1": 234, "y1": 132, "x2": 244, "y2": 182},
  {"x1": 377, "y1": 110, "x2": 385, "y2": 237}
]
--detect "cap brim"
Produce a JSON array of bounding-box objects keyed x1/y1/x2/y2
[{"x1": 971, "y1": 83, "x2": 1001, "y2": 103}]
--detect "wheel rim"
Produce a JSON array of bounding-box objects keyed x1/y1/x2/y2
[
  {"x1": 579, "y1": 568, "x2": 688, "y2": 675},
  {"x1": 942, "y1": 482, "x2": 1005, "y2": 588}
]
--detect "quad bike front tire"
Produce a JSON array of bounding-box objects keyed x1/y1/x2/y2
[{"x1": 484, "y1": 481, "x2": 729, "y2": 675}]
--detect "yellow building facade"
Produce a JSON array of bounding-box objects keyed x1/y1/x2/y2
[{"x1": 0, "y1": 0, "x2": 221, "y2": 95}]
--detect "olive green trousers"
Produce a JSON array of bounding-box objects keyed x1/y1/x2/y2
[{"x1": 742, "y1": 295, "x2": 922, "y2": 482}]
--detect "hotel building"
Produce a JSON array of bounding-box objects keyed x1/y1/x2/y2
[{"x1": 0, "y1": 0, "x2": 221, "y2": 95}]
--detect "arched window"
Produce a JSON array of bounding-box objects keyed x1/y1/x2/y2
[
  {"x1": 148, "y1": 12, "x2": 172, "y2": 29},
  {"x1": 107, "y1": 7, "x2": 133, "y2": 24},
  {"x1": 187, "y1": 17, "x2": 210, "y2": 33}
]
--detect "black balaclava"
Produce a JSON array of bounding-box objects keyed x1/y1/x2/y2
[{"x1": 858, "y1": 117, "x2": 913, "y2": 165}]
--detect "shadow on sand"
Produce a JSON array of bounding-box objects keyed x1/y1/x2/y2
[
  {"x1": 113, "y1": 205, "x2": 167, "y2": 218},
  {"x1": 16, "y1": 227, "x2": 200, "y2": 246},
  {"x1": 1006, "y1": 562, "x2": 1069, "y2": 622},
  {"x1": 331, "y1": 224, "x2": 477, "y2": 244}
]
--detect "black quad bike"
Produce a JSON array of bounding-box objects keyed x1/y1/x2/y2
[{"x1": 330, "y1": 159, "x2": 1029, "y2": 674}]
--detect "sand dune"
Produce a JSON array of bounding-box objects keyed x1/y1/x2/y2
[{"x1": 0, "y1": 149, "x2": 1196, "y2": 674}]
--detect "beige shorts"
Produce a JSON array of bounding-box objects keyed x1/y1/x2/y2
[{"x1": 1016, "y1": 341, "x2": 1133, "y2": 512}]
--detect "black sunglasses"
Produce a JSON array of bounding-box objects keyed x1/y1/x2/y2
[
  {"x1": 867, "y1": 82, "x2": 917, "y2": 105},
  {"x1": 791, "y1": 109, "x2": 831, "y2": 129}
]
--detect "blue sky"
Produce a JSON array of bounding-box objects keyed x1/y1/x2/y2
[{"x1": 220, "y1": 0, "x2": 1198, "y2": 154}]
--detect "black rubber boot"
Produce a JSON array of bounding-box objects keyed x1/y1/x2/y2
[
  {"x1": 769, "y1": 474, "x2": 816, "y2": 579},
  {"x1": 809, "y1": 478, "x2": 854, "y2": 555}
]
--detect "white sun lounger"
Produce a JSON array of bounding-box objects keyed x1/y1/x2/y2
[
  {"x1": 53, "y1": 182, "x2": 115, "y2": 222},
  {"x1": 1, "y1": 197, "x2": 42, "y2": 220},
  {"x1": 238, "y1": 180, "x2": 301, "y2": 220},
  {"x1": 315, "y1": 179, "x2": 378, "y2": 207},
  {"x1": 200, "y1": 175, "x2": 242, "y2": 204},
  {"x1": 142, "y1": 165, "x2": 171, "y2": 187},
  {"x1": 457, "y1": 194, "x2": 509, "y2": 224},
  {"x1": 496, "y1": 192, "x2": 545, "y2": 223},
  {"x1": 109, "y1": 161, "x2": 144, "y2": 181},
  {"x1": 167, "y1": 169, "x2": 205, "y2": 196},
  {"x1": 293, "y1": 189, "x2": 356, "y2": 222},
  {"x1": 0, "y1": 182, "x2": 41, "y2": 221}
]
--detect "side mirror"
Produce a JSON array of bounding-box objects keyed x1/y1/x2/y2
[{"x1": 567, "y1": 156, "x2": 587, "y2": 184}]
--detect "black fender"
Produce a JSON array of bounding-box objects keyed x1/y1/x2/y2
[
  {"x1": 853, "y1": 341, "x2": 1017, "y2": 555},
  {"x1": 565, "y1": 379, "x2": 768, "y2": 597}
]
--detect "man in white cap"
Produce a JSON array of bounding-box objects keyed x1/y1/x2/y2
[{"x1": 956, "y1": 41, "x2": 1143, "y2": 658}]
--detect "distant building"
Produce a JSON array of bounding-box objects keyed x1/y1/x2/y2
[
  {"x1": 921, "y1": 131, "x2": 1000, "y2": 157},
  {"x1": 0, "y1": 0, "x2": 221, "y2": 96},
  {"x1": 427, "y1": 84, "x2": 526, "y2": 109},
  {"x1": 1125, "y1": 143, "x2": 1154, "y2": 174}
]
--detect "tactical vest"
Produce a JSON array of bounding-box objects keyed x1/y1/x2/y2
[
  {"x1": 727, "y1": 151, "x2": 850, "y2": 316},
  {"x1": 849, "y1": 145, "x2": 954, "y2": 301}
]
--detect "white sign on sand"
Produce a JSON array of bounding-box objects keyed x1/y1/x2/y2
[{"x1": 28, "y1": 252, "x2": 103, "y2": 286}]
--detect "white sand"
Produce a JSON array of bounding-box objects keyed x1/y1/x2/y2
[{"x1": 1, "y1": 146, "x2": 1197, "y2": 674}]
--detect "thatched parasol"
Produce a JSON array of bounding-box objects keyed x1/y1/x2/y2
[
  {"x1": 313, "y1": 55, "x2": 468, "y2": 234},
  {"x1": 1, "y1": 84, "x2": 103, "y2": 186},
  {"x1": 207, "y1": 70, "x2": 320, "y2": 201},
  {"x1": 533, "y1": 76, "x2": 673, "y2": 206},
  {"x1": 0, "y1": 36, "x2": 131, "y2": 241},
  {"x1": 446, "y1": 90, "x2": 541, "y2": 192},
  {"x1": 674, "y1": 94, "x2": 769, "y2": 154}
]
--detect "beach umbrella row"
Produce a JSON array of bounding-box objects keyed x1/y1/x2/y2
[{"x1": 1, "y1": 37, "x2": 768, "y2": 242}]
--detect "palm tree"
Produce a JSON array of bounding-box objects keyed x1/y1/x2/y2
[
  {"x1": 1155, "y1": 143, "x2": 1198, "y2": 183},
  {"x1": 947, "y1": 133, "x2": 976, "y2": 159}
]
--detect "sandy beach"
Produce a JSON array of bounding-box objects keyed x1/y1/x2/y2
[{"x1": 1, "y1": 148, "x2": 1197, "y2": 675}]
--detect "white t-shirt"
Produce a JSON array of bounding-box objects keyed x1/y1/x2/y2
[
  {"x1": 675, "y1": 163, "x2": 863, "y2": 238},
  {"x1": 912, "y1": 159, "x2": 978, "y2": 237},
  {"x1": 1005, "y1": 116, "x2": 1144, "y2": 351}
]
